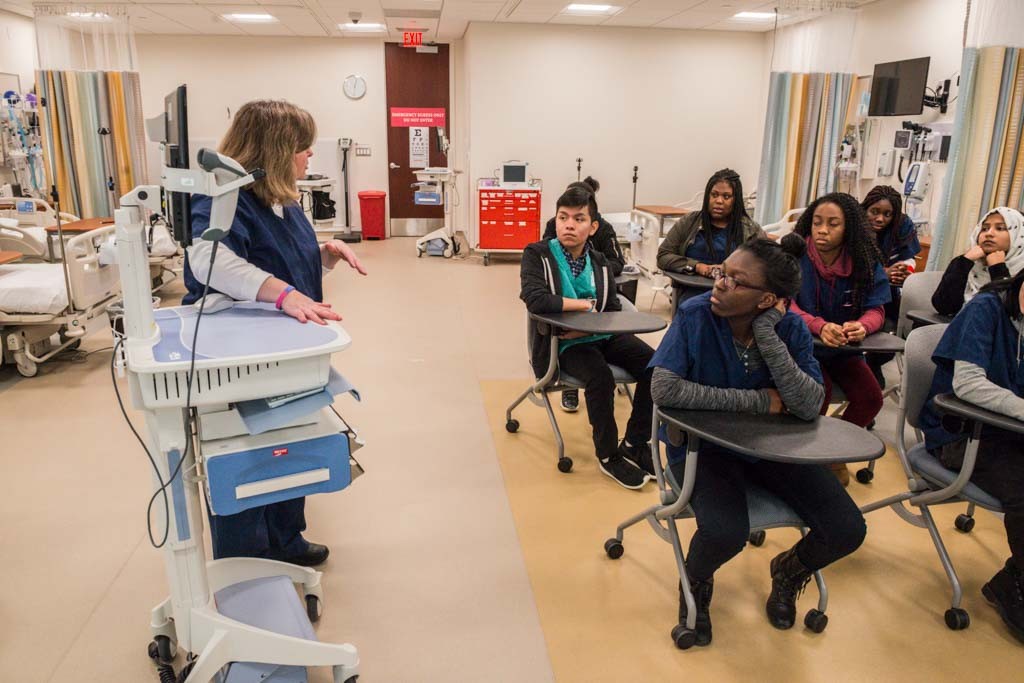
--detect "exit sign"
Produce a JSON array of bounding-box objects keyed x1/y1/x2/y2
[{"x1": 403, "y1": 31, "x2": 423, "y2": 47}]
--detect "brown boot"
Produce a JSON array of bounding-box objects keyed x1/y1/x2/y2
[{"x1": 829, "y1": 463, "x2": 850, "y2": 487}]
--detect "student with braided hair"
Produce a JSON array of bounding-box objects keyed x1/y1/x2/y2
[
  {"x1": 861, "y1": 185, "x2": 921, "y2": 386},
  {"x1": 788, "y1": 193, "x2": 890, "y2": 486}
]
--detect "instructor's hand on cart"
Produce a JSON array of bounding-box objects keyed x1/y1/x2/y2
[
  {"x1": 322, "y1": 240, "x2": 368, "y2": 275},
  {"x1": 282, "y1": 290, "x2": 343, "y2": 325}
]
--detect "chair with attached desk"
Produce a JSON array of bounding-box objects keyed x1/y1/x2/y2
[
  {"x1": 662, "y1": 271, "x2": 715, "y2": 312},
  {"x1": 896, "y1": 271, "x2": 946, "y2": 339},
  {"x1": 604, "y1": 406, "x2": 884, "y2": 649},
  {"x1": 861, "y1": 324, "x2": 1012, "y2": 631},
  {"x1": 813, "y1": 332, "x2": 905, "y2": 484},
  {"x1": 504, "y1": 297, "x2": 666, "y2": 473}
]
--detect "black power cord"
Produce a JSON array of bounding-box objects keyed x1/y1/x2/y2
[{"x1": 112, "y1": 240, "x2": 220, "y2": 548}]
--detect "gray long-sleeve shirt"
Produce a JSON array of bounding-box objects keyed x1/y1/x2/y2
[{"x1": 651, "y1": 307, "x2": 824, "y2": 422}]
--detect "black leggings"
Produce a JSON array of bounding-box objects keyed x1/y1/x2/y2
[
  {"x1": 939, "y1": 429, "x2": 1024, "y2": 569},
  {"x1": 672, "y1": 446, "x2": 867, "y2": 581},
  {"x1": 558, "y1": 334, "x2": 654, "y2": 460}
]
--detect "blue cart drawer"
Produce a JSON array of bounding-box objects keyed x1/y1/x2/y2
[{"x1": 203, "y1": 409, "x2": 352, "y2": 516}]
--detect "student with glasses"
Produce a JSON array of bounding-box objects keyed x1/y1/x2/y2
[
  {"x1": 788, "y1": 193, "x2": 890, "y2": 486},
  {"x1": 649, "y1": 235, "x2": 865, "y2": 646}
]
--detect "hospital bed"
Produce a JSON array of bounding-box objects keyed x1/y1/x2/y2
[
  {"x1": 0, "y1": 224, "x2": 120, "y2": 376},
  {"x1": 0, "y1": 196, "x2": 79, "y2": 229}
]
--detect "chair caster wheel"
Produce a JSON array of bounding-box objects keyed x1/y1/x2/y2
[
  {"x1": 671, "y1": 624, "x2": 696, "y2": 650},
  {"x1": 306, "y1": 594, "x2": 322, "y2": 623},
  {"x1": 944, "y1": 608, "x2": 970, "y2": 630},
  {"x1": 557, "y1": 457, "x2": 573, "y2": 473},
  {"x1": 855, "y1": 468, "x2": 874, "y2": 484},
  {"x1": 149, "y1": 635, "x2": 176, "y2": 664},
  {"x1": 804, "y1": 609, "x2": 828, "y2": 633},
  {"x1": 505, "y1": 419, "x2": 520, "y2": 433},
  {"x1": 955, "y1": 514, "x2": 975, "y2": 533},
  {"x1": 747, "y1": 530, "x2": 766, "y2": 547},
  {"x1": 604, "y1": 538, "x2": 624, "y2": 559}
]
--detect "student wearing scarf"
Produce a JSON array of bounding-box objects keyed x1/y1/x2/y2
[{"x1": 932, "y1": 207, "x2": 1024, "y2": 317}]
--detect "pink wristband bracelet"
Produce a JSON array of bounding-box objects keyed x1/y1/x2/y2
[{"x1": 275, "y1": 285, "x2": 295, "y2": 310}]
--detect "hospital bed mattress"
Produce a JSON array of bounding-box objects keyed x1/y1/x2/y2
[{"x1": 0, "y1": 264, "x2": 69, "y2": 314}]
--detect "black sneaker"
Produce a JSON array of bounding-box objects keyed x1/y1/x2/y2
[
  {"x1": 560, "y1": 389, "x2": 579, "y2": 413},
  {"x1": 620, "y1": 440, "x2": 655, "y2": 478},
  {"x1": 982, "y1": 560, "x2": 1024, "y2": 644},
  {"x1": 598, "y1": 455, "x2": 647, "y2": 490}
]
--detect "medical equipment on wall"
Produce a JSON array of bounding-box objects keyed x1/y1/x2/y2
[
  {"x1": 903, "y1": 160, "x2": 931, "y2": 222},
  {"x1": 113, "y1": 147, "x2": 361, "y2": 683},
  {"x1": 0, "y1": 91, "x2": 45, "y2": 199}
]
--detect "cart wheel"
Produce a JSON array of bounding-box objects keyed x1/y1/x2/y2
[
  {"x1": 557, "y1": 456, "x2": 573, "y2": 473},
  {"x1": 855, "y1": 467, "x2": 874, "y2": 484},
  {"x1": 417, "y1": 248, "x2": 424, "y2": 258},
  {"x1": 150, "y1": 635, "x2": 176, "y2": 663},
  {"x1": 671, "y1": 624, "x2": 696, "y2": 650},
  {"x1": 804, "y1": 609, "x2": 828, "y2": 633},
  {"x1": 17, "y1": 359, "x2": 38, "y2": 378},
  {"x1": 748, "y1": 530, "x2": 766, "y2": 547},
  {"x1": 604, "y1": 538, "x2": 624, "y2": 559},
  {"x1": 505, "y1": 419, "x2": 520, "y2": 433},
  {"x1": 443, "y1": 245, "x2": 454, "y2": 258},
  {"x1": 954, "y1": 514, "x2": 976, "y2": 533},
  {"x1": 484, "y1": 254, "x2": 490, "y2": 266},
  {"x1": 944, "y1": 608, "x2": 970, "y2": 630},
  {"x1": 306, "y1": 594, "x2": 322, "y2": 623}
]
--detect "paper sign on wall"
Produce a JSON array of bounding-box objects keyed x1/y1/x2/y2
[
  {"x1": 409, "y1": 126, "x2": 429, "y2": 169},
  {"x1": 391, "y1": 107, "x2": 446, "y2": 127}
]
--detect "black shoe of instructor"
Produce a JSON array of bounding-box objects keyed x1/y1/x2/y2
[{"x1": 278, "y1": 542, "x2": 330, "y2": 567}]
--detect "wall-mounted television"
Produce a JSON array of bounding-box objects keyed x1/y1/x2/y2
[{"x1": 868, "y1": 57, "x2": 930, "y2": 117}]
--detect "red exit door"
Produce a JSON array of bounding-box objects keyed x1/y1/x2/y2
[{"x1": 384, "y1": 42, "x2": 450, "y2": 237}]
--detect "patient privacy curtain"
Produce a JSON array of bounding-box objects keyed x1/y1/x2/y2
[
  {"x1": 754, "y1": 10, "x2": 858, "y2": 226},
  {"x1": 929, "y1": 0, "x2": 1024, "y2": 269},
  {"x1": 36, "y1": 70, "x2": 146, "y2": 218},
  {"x1": 33, "y1": 4, "x2": 145, "y2": 218}
]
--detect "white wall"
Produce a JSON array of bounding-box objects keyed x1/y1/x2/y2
[
  {"x1": 850, "y1": 0, "x2": 967, "y2": 225},
  {"x1": 0, "y1": 10, "x2": 36, "y2": 92},
  {"x1": 135, "y1": 35, "x2": 389, "y2": 230},
  {"x1": 462, "y1": 22, "x2": 768, "y2": 246}
]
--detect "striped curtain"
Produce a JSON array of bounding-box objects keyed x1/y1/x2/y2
[
  {"x1": 36, "y1": 69, "x2": 147, "y2": 219},
  {"x1": 754, "y1": 71, "x2": 856, "y2": 226},
  {"x1": 929, "y1": 46, "x2": 1024, "y2": 268}
]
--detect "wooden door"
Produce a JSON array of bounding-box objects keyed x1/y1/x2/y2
[{"x1": 384, "y1": 42, "x2": 450, "y2": 237}]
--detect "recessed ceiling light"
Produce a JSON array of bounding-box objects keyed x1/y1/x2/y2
[
  {"x1": 222, "y1": 13, "x2": 278, "y2": 24},
  {"x1": 340, "y1": 22, "x2": 386, "y2": 32},
  {"x1": 563, "y1": 4, "x2": 618, "y2": 15},
  {"x1": 734, "y1": 11, "x2": 777, "y2": 19}
]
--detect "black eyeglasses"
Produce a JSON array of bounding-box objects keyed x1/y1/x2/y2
[{"x1": 713, "y1": 269, "x2": 769, "y2": 293}]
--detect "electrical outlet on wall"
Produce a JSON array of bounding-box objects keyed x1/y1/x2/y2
[{"x1": 355, "y1": 146, "x2": 371, "y2": 157}]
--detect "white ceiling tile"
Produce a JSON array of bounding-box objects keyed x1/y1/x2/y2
[
  {"x1": 380, "y1": 0, "x2": 442, "y2": 9},
  {"x1": 601, "y1": 6, "x2": 680, "y2": 26},
  {"x1": 200, "y1": 0, "x2": 264, "y2": 5},
  {"x1": 132, "y1": 9, "x2": 201, "y2": 33},
  {"x1": 445, "y1": 3, "x2": 503, "y2": 21},
  {"x1": 547, "y1": 13, "x2": 611, "y2": 24},
  {"x1": 258, "y1": 0, "x2": 306, "y2": 5},
  {"x1": 147, "y1": 4, "x2": 248, "y2": 34},
  {"x1": 436, "y1": 18, "x2": 469, "y2": 39},
  {"x1": 499, "y1": 8, "x2": 559, "y2": 22},
  {"x1": 271, "y1": 6, "x2": 330, "y2": 34}
]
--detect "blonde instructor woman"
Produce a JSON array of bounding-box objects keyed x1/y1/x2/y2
[{"x1": 183, "y1": 100, "x2": 367, "y2": 565}]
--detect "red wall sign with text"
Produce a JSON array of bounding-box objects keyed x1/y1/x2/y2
[{"x1": 390, "y1": 107, "x2": 446, "y2": 127}]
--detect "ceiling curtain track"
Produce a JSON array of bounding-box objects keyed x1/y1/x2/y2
[
  {"x1": 33, "y1": 5, "x2": 145, "y2": 218},
  {"x1": 928, "y1": 0, "x2": 1024, "y2": 270}
]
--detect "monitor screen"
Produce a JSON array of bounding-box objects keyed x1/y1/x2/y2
[
  {"x1": 503, "y1": 164, "x2": 526, "y2": 184},
  {"x1": 868, "y1": 57, "x2": 930, "y2": 117},
  {"x1": 164, "y1": 84, "x2": 192, "y2": 246}
]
